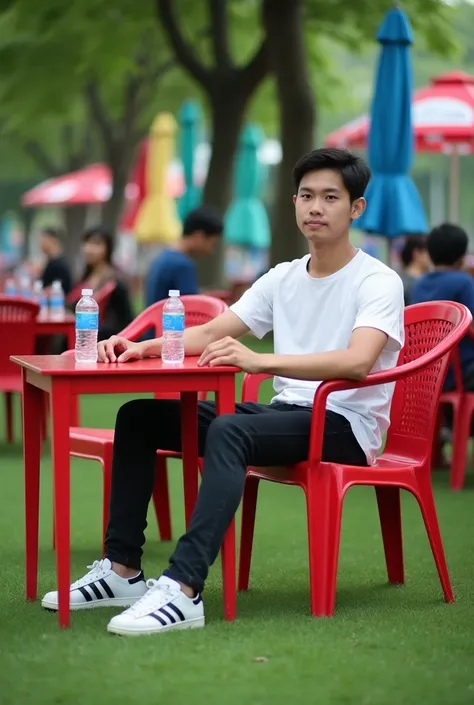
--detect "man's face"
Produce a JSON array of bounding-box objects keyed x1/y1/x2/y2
[
  {"x1": 39, "y1": 233, "x2": 52, "y2": 256},
  {"x1": 413, "y1": 247, "x2": 431, "y2": 272},
  {"x1": 293, "y1": 169, "x2": 365, "y2": 244},
  {"x1": 193, "y1": 232, "x2": 220, "y2": 255}
]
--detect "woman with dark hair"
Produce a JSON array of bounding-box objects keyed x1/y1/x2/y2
[{"x1": 72, "y1": 226, "x2": 134, "y2": 340}]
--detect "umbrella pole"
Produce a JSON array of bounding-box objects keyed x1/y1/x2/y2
[{"x1": 449, "y1": 148, "x2": 460, "y2": 223}]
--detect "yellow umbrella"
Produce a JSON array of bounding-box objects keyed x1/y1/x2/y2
[{"x1": 134, "y1": 112, "x2": 181, "y2": 243}]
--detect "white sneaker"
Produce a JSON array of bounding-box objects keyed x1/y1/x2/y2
[
  {"x1": 41, "y1": 558, "x2": 147, "y2": 611},
  {"x1": 107, "y1": 576, "x2": 205, "y2": 636}
]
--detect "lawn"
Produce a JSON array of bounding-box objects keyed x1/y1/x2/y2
[{"x1": 1, "y1": 340, "x2": 474, "y2": 705}]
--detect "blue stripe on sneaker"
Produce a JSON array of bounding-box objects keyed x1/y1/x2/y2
[
  {"x1": 78, "y1": 586, "x2": 93, "y2": 602},
  {"x1": 167, "y1": 603, "x2": 185, "y2": 621},
  {"x1": 128, "y1": 572, "x2": 144, "y2": 585},
  {"x1": 99, "y1": 579, "x2": 114, "y2": 598},
  {"x1": 150, "y1": 613, "x2": 167, "y2": 626},
  {"x1": 89, "y1": 583, "x2": 103, "y2": 600},
  {"x1": 193, "y1": 594, "x2": 203, "y2": 605},
  {"x1": 158, "y1": 607, "x2": 176, "y2": 623}
]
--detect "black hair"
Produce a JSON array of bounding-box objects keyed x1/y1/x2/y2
[
  {"x1": 182, "y1": 206, "x2": 223, "y2": 237},
  {"x1": 81, "y1": 226, "x2": 114, "y2": 280},
  {"x1": 427, "y1": 223, "x2": 469, "y2": 267},
  {"x1": 41, "y1": 226, "x2": 65, "y2": 242},
  {"x1": 400, "y1": 234, "x2": 427, "y2": 267},
  {"x1": 292, "y1": 147, "x2": 371, "y2": 202}
]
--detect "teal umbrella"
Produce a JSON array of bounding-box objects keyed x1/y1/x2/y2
[
  {"x1": 177, "y1": 100, "x2": 202, "y2": 219},
  {"x1": 224, "y1": 124, "x2": 270, "y2": 249}
]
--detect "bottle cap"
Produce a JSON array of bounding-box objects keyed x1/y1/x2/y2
[
  {"x1": 81, "y1": 289, "x2": 93, "y2": 296},
  {"x1": 168, "y1": 290, "x2": 180, "y2": 297},
  {"x1": 52, "y1": 280, "x2": 62, "y2": 289}
]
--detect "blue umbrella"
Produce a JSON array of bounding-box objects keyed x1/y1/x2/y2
[
  {"x1": 357, "y1": 8, "x2": 428, "y2": 239},
  {"x1": 177, "y1": 100, "x2": 203, "y2": 220}
]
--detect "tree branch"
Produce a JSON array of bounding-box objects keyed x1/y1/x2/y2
[
  {"x1": 24, "y1": 140, "x2": 60, "y2": 177},
  {"x1": 210, "y1": 0, "x2": 232, "y2": 68},
  {"x1": 84, "y1": 80, "x2": 113, "y2": 148},
  {"x1": 237, "y1": 38, "x2": 269, "y2": 93},
  {"x1": 156, "y1": 0, "x2": 211, "y2": 88}
]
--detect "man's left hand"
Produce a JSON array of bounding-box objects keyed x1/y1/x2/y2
[{"x1": 198, "y1": 337, "x2": 263, "y2": 373}]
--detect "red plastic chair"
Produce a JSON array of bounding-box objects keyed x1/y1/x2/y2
[
  {"x1": 238, "y1": 301, "x2": 471, "y2": 617},
  {"x1": 67, "y1": 295, "x2": 228, "y2": 548},
  {"x1": 0, "y1": 296, "x2": 39, "y2": 442},
  {"x1": 437, "y1": 329, "x2": 474, "y2": 490}
]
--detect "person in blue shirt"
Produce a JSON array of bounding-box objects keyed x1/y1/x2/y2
[
  {"x1": 144, "y1": 206, "x2": 223, "y2": 308},
  {"x1": 411, "y1": 223, "x2": 474, "y2": 392}
]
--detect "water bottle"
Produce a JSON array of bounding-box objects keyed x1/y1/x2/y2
[
  {"x1": 33, "y1": 280, "x2": 48, "y2": 318},
  {"x1": 75, "y1": 289, "x2": 99, "y2": 363},
  {"x1": 161, "y1": 290, "x2": 185, "y2": 364},
  {"x1": 4, "y1": 278, "x2": 16, "y2": 296},
  {"x1": 19, "y1": 275, "x2": 31, "y2": 299},
  {"x1": 50, "y1": 280, "x2": 65, "y2": 320}
]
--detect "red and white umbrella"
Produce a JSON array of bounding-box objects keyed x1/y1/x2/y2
[{"x1": 325, "y1": 70, "x2": 474, "y2": 220}]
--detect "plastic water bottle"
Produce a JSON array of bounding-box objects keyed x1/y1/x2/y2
[
  {"x1": 33, "y1": 280, "x2": 48, "y2": 318},
  {"x1": 4, "y1": 278, "x2": 16, "y2": 296},
  {"x1": 161, "y1": 290, "x2": 185, "y2": 364},
  {"x1": 75, "y1": 289, "x2": 99, "y2": 363},
  {"x1": 19, "y1": 275, "x2": 31, "y2": 299},
  {"x1": 50, "y1": 280, "x2": 65, "y2": 320}
]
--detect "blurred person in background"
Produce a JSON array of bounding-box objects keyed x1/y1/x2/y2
[
  {"x1": 144, "y1": 206, "x2": 223, "y2": 307},
  {"x1": 399, "y1": 234, "x2": 430, "y2": 305},
  {"x1": 71, "y1": 226, "x2": 134, "y2": 340},
  {"x1": 39, "y1": 227, "x2": 72, "y2": 295}
]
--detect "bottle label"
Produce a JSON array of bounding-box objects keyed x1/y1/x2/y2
[
  {"x1": 163, "y1": 313, "x2": 184, "y2": 332},
  {"x1": 76, "y1": 312, "x2": 99, "y2": 331},
  {"x1": 50, "y1": 296, "x2": 64, "y2": 308}
]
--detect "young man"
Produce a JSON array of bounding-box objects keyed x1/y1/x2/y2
[
  {"x1": 38, "y1": 227, "x2": 72, "y2": 295},
  {"x1": 399, "y1": 234, "x2": 431, "y2": 305},
  {"x1": 42, "y1": 148, "x2": 404, "y2": 636},
  {"x1": 412, "y1": 223, "x2": 474, "y2": 390},
  {"x1": 144, "y1": 206, "x2": 223, "y2": 307}
]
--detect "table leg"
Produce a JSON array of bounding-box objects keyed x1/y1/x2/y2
[
  {"x1": 50, "y1": 380, "x2": 72, "y2": 628},
  {"x1": 180, "y1": 392, "x2": 199, "y2": 529},
  {"x1": 21, "y1": 371, "x2": 43, "y2": 601},
  {"x1": 215, "y1": 376, "x2": 237, "y2": 621}
]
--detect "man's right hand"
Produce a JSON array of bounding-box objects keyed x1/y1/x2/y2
[{"x1": 98, "y1": 336, "x2": 144, "y2": 363}]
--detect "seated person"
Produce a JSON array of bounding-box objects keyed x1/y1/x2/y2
[
  {"x1": 72, "y1": 227, "x2": 134, "y2": 340},
  {"x1": 39, "y1": 226, "x2": 72, "y2": 295},
  {"x1": 144, "y1": 206, "x2": 223, "y2": 307},
  {"x1": 399, "y1": 234, "x2": 430, "y2": 306},
  {"x1": 412, "y1": 223, "x2": 474, "y2": 391},
  {"x1": 41, "y1": 147, "x2": 404, "y2": 636}
]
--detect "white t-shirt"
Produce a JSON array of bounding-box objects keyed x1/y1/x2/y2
[{"x1": 230, "y1": 250, "x2": 404, "y2": 464}]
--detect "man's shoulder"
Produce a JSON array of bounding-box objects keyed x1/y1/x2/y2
[{"x1": 355, "y1": 251, "x2": 403, "y2": 290}]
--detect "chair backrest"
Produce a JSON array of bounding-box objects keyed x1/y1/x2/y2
[
  {"x1": 66, "y1": 280, "x2": 117, "y2": 324},
  {"x1": 0, "y1": 296, "x2": 39, "y2": 378},
  {"x1": 119, "y1": 294, "x2": 228, "y2": 341},
  {"x1": 384, "y1": 301, "x2": 469, "y2": 462}
]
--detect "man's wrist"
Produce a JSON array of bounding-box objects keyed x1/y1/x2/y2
[
  {"x1": 256, "y1": 353, "x2": 275, "y2": 374},
  {"x1": 138, "y1": 339, "x2": 160, "y2": 359}
]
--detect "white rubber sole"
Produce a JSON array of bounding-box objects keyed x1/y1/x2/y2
[
  {"x1": 41, "y1": 596, "x2": 144, "y2": 612},
  {"x1": 107, "y1": 616, "x2": 205, "y2": 636}
]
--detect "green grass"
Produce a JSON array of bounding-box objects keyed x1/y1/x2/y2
[{"x1": 1, "y1": 341, "x2": 474, "y2": 705}]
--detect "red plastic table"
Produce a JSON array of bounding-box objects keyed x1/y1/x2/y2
[
  {"x1": 10, "y1": 354, "x2": 238, "y2": 628},
  {"x1": 35, "y1": 312, "x2": 75, "y2": 350}
]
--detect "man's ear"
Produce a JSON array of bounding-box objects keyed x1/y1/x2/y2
[
  {"x1": 351, "y1": 197, "x2": 366, "y2": 221},
  {"x1": 292, "y1": 194, "x2": 297, "y2": 205}
]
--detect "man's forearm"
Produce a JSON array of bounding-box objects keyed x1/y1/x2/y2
[
  {"x1": 138, "y1": 324, "x2": 215, "y2": 359},
  {"x1": 258, "y1": 350, "x2": 370, "y2": 382}
]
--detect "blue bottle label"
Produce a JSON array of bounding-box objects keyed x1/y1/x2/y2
[
  {"x1": 50, "y1": 296, "x2": 64, "y2": 308},
  {"x1": 76, "y1": 312, "x2": 99, "y2": 331},
  {"x1": 163, "y1": 313, "x2": 184, "y2": 332}
]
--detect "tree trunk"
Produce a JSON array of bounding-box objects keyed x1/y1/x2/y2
[
  {"x1": 263, "y1": 0, "x2": 315, "y2": 266},
  {"x1": 63, "y1": 205, "x2": 88, "y2": 276},
  {"x1": 101, "y1": 139, "x2": 137, "y2": 234},
  {"x1": 198, "y1": 90, "x2": 247, "y2": 287}
]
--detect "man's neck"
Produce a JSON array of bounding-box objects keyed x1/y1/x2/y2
[
  {"x1": 405, "y1": 263, "x2": 423, "y2": 277},
  {"x1": 172, "y1": 239, "x2": 192, "y2": 256},
  {"x1": 307, "y1": 240, "x2": 357, "y2": 278}
]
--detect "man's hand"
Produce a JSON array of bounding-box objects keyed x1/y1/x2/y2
[
  {"x1": 198, "y1": 337, "x2": 263, "y2": 373},
  {"x1": 98, "y1": 336, "x2": 143, "y2": 363}
]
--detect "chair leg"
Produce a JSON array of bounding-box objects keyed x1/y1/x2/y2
[
  {"x1": 152, "y1": 455, "x2": 172, "y2": 541},
  {"x1": 101, "y1": 445, "x2": 114, "y2": 555},
  {"x1": 5, "y1": 392, "x2": 13, "y2": 443},
  {"x1": 70, "y1": 396, "x2": 80, "y2": 427},
  {"x1": 375, "y1": 486, "x2": 404, "y2": 584},
  {"x1": 306, "y1": 472, "x2": 344, "y2": 617},
  {"x1": 415, "y1": 477, "x2": 454, "y2": 603},
  {"x1": 238, "y1": 475, "x2": 260, "y2": 591},
  {"x1": 450, "y1": 401, "x2": 471, "y2": 491}
]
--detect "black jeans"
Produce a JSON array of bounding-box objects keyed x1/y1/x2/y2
[{"x1": 105, "y1": 400, "x2": 367, "y2": 593}]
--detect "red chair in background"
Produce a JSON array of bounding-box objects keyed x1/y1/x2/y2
[
  {"x1": 0, "y1": 297, "x2": 39, "y2": 442},
  {"x1": 437, "y1": 329, "x2": 474, "y2": 490},
  {"x1": 238, "y1": 302, "x2": 471, "y2": 617},
  {"x1": 66, "y1": 295, "x2": 228, "y2": 547}
]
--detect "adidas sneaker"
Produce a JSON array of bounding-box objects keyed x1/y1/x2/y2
[
  {"x1": 41, "y1": 558, "x2": 147, "y2": 611},
  {"x1": 107, "y1": 575, "x2": 205, "y2": 636}
]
